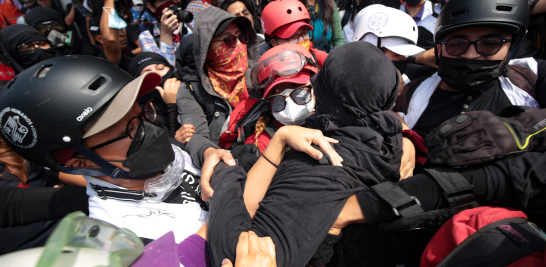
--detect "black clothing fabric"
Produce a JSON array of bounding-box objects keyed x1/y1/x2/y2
[
  {"x1": 306, "y1": 42, "x2": 399, "y2": 131},
  {"x1": 175, "y1": 33, "x2": 197, "y2": 79},
  {"x1": 330, "y1": 151, "x2": 546, "y2": 267},
  {"x1": 176, "y1": 7, "x2": 260, "y2": 165},
  {"x1": 412, "y1": 60, "x2": 546, "y2": 138},
  {"x1": 66, "y1": 3, "x2": 90, "y2": 42},
  {"x1": 98, "y1": 49, "x2": 132, "y2": 72},
  {"x1": 0, "y1": 164, "x2": 87, "y2": 255},
  {"x1": 129, "y1": 51, "x2": 172, "y2": 77},
  {"x1": 125, "y1": 24, "x2": 140, "y2": 55},
  {"x1": 208, "y1": 41, "x2": 404, "y2": 267},
  {"x1": 25, "y1": 6, "x2": 62, "y2": 28},
  {"x1": 0, "y1": 24, "x2": 53, "y2": 69},
  {"x1": 416, "y1": 26, "x2": 435, "y2": 50}
]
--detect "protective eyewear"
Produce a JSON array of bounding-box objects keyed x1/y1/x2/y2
[
  {"x1": 440, "y1": 37, "x2": 513, "y2": 57},
  {"x1": 274, "y1": 32, "x2": 310, "y2": 44},
  {"x1": 36, "y1": 20, "x2": 64, "y2": 31},
  {"x1": 17, "y1": 40, "x2": 51, "y2": 51},
  {"x1": 251, "y1": 50, "x2": 319, "y2": 89},
  {"x1": 266, "y1": 84, "x2": 312, "y2": 113},
  {"x1": 212, "y1": 33, "x2": 248, "y2": 48},
  {"x1": 88, "y1": 102, "x2": 156, "y2": 151}
]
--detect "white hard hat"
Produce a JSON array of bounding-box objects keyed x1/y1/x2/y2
[{"x1": 352, "y1": 4, "x2": 425, "y2": 57}]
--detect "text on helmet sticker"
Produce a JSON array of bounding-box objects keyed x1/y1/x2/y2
[
  {"x1": 368, "y1": 12, "x2": 388, "y2": 31},
  {"x1": 77, "y1": 107, "x2": 93, "y2": 122},
  {"x1": 0, "y1": 107, "x2": 38, "y2": 149}
]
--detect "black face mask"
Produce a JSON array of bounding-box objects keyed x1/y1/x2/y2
[
  {"x1": 158, "y1": 69, "x2": 175, "y2": 88},
  {"x1": 438, "y1": 56, "x2": 503, "y2": 93},
  {"x1": 122, "y1": 120, "x2": 175, "y2": 179},
  {"x1": 392, "y1": 60, "x2": 407, "y2": 74},
  {"x1": 18, "y1": 48, "x2": 57, "y2": 69},
  {"x1": 403, "y1": 0, "x2": 422, "y2": 7}
]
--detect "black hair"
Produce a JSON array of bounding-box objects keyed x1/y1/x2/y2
[
  {"x1": 299, "y1": 0, "x2": 333, "y2": 37},
  {"x1": 220, "y1": 0, "x2": 263, "y2": 34}
]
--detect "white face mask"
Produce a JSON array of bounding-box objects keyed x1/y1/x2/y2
[
  {"x1": 272, "y1": 89, "x2": 315, "y2": 126},
  {"x1": 134, "y1": 5, "x2": 144, "y2": 12}
]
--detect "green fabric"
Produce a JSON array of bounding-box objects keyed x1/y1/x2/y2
[{"x1": 331, "y1": 1, "x2": 345, "y2": 49}]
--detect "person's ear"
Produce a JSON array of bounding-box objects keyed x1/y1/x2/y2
[
  {"x1": 65, "y1": 157, "x2": 94, "y2": 168},
  {"x1": 271, "y1": 38, "x2": 278, "y2": 46},
  {"x1": 146, "y1": 2, "x2": 156, "y2": 13}
]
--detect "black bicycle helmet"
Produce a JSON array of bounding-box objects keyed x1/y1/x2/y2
[
  {"x1": 435, "y1": 0, "x2": 530, "y2": 43},
  {"x1": 0, "y1": 55, "x2": 160, "y2": 177}
]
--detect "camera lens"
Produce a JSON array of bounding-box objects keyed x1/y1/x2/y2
[{"x1": 168, "y1": 5, "x2": 194, "y2": 24}]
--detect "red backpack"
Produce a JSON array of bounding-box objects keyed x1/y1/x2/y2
[
  {"x1": 421, "y1": 206, "x2": 546, "y2": 267},
  {"x1": 218, "y1": 99, "x2": 267, "y2": 149}
]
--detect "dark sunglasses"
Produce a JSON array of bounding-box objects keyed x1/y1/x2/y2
[
  {"x1": 87, "y1": 102, "x2": 156, "y2": 151},
  {"x1": 212, "y1": 33, "x2": 248, "y2": 48},
  {"x1": 36, "y1": 21, "x2": 64, "y2": 31},
  {"x1": 266, "y1": 85, "x2": 312, "y2": 113},
  {"x1": 440, "y1": 37, "x2": 513, "y2": 57}
]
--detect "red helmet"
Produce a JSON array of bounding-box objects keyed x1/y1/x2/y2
[
  {"x1": 252, "y1": 43, "x2": 319, "y2": 97},
  {"x1": 261, "y1": 0, "x2": 313, "y2": 38}
]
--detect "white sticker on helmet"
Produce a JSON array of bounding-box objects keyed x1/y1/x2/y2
[
  {"x1": 0, "y1": 107, "x2": 38, "y2": 149},
  {"x1": 368, "y1": 12, "x2": 388, "y2": 31}
]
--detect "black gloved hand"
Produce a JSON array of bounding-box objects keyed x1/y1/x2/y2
[{"x1": 425, "y1": 107, "x2": 546, "y2": 166}]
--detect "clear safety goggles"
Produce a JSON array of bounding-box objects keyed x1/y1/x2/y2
[
  {"x1": 251, "y1": 50, "x2": 318, "y2": 90},
  {"x1": 35, "y1": 211, "x2": 143, "y2": 267}
]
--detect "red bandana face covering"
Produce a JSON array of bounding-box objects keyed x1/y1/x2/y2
[{"x1": 206, "y1": 40, "x2": 249, "y2": 107}]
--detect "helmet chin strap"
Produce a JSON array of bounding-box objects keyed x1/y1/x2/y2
[{"x1": 57, "y1": 143, "x2": 157, "y2": 180}]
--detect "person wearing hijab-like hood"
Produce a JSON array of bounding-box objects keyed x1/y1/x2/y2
[
  {"x1": 206, "y1": 41, "x2": 403, "y2": 267},
  {"x1": 25, "y1": 7, "x2": 97, "y2": 56},
  {"x1": 0, "y1": 24, "x2": 59, "y2": 71},
  {"x1": 128, "y1": 52, "x2": 181, "y2": 137}
]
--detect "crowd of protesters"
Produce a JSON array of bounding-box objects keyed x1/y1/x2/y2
[{"x1": 1, "y1": 0, "x2": 546, "y2": 266}]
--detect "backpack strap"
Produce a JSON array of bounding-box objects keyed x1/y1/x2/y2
[
  {"x1": 371, "y1": 181, "x2": 424, "y2": 217},
  {"x1": 423, "y1": 168, "x2": 480, "y2": 213},
  {"x1": 394, "y1": 74, "x2": 432, "y2": 114},
  {"x1": 263, "y1": 121, "x2": 280, "y2": 139},
  {"x1": 438, "y1": 217, "x2": 546, "y2": 267},
  {"x1": 504, "y1": 65, "x2": 538, "y2": 99}
]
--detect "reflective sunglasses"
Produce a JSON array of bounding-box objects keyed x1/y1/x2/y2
[
  {"x1": 440, "y1": 37, "x2": 513, "y2": 57},
  {"x1": 212, "y1": 33, "x2": 248, "y2": 48},
  {"x1": 266, "y1": 85, "x2": 312, "y2": 113},
  {"x1": 17, "y1": 40, "x2": 51, "y2": 51}
]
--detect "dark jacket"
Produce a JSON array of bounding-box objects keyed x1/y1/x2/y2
[{"x1": 176, "y1": 7, "x2": 260, "y2": 166}]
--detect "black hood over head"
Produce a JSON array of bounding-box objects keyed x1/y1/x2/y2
[
  {"x1": 129, "y1": 52, "x2": 173, "y2": 77},
  {"x1": 0, "y1": 24, "x2": 52, "y2": 68},
  {"x1": 306, "y1": 41, "x2": 400, "y2": 131},
  {"x1": 175, "y1": 33, "x2": 198, "y2": 78},
  {"x1": 26, "y1": 6, "x2": 63, "y2": 28}
]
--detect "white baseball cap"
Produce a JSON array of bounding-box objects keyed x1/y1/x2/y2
[
  {"x1": 132, "y1": 0, "x2": 143, "y2": 5},
  {"x1": 353, "y1": 4, "x2": 425, "y2": 57}
]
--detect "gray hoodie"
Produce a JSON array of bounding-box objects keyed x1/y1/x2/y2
[{"x1": 176, "y1": 7, "x2": 260, "y2": 167}]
